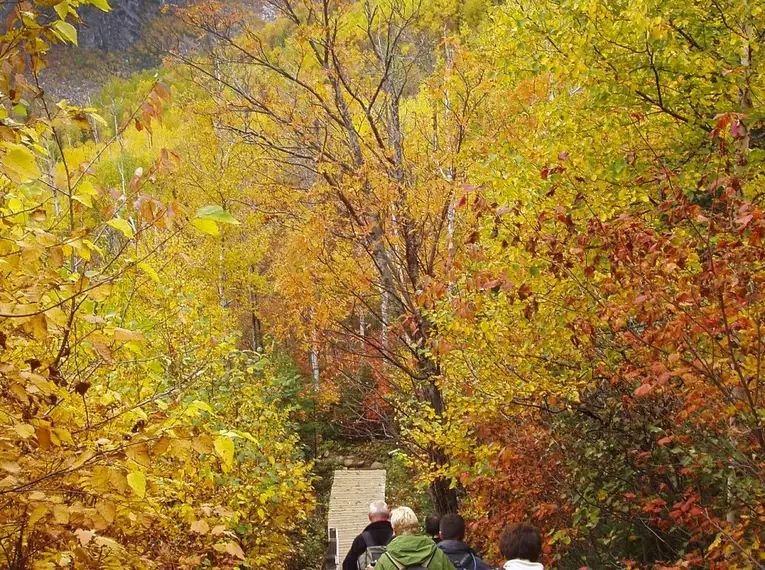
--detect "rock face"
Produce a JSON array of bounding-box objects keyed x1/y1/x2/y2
[{"x1": 77, "y1": 0, "x2": 166, "y2": 52}]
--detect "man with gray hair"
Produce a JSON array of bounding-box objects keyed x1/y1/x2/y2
[{"x1": 343, "y1": 500, "x2": 393, "y2": 570}]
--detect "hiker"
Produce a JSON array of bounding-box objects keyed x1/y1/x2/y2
[
  {"x1": 373, "y1": 507, "x2": 456, "y2": 570},
  {"x1": 425, "y1": 513, "x2": 441, "y2": 544},
  {"x1": 499, "y1": 523, "x2": 544, "y2": 570},
  {"x1": 343, "y1": 500, "x2": 394, "y2": 570},
  {"x1": 437, "y1": 514, "x2": 492, "y2": 570}
]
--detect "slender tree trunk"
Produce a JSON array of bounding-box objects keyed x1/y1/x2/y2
[
  {"x1": 249, "y1": 288, "x2": 263, "y2": 351},
  {"x1": 735, "y1": 0, "x2": 753, "y2": 171},
  {"x1": 310, "y1": 314, "x2": 320, "y2": 392}
]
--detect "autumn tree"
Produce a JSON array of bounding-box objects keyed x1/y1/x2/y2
[
  {"x1": 170, "y1": 0, "x2": 489, "y2": 512},
  {"x1": 0, "y1": 3, "x2": 314, "y2": 568}
]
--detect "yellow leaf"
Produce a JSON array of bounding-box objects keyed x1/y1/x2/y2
[
  {"x1": 127, "y1": 471, "x2": 146, "y2": 498},
  {"x1": 126, "y1": 443, "x2": 151, "y2": 468},
  {"x1": 191, "y1": 218, "x2": 219, "y2": 236},
  {"x1": 114, "y1": 327, "x2": 145, "y2": 342},
  {"x1": 77, "y1": 180, "x2": 99, "y2": 196},
  {"x1": 53, "y1": 20, "x2": 78, "y2": 45},
  {"x1": 70, "y1": 450, "x2": 94, "y2": 470},
  {"x1": 98, "y1": 500, "x2": 116, "y2": 524},
  {"x1": 137, "y1": 262, "x2": 160, "y2": 283},
  {"x1": 14, "y1": 423, "x2": 35, "y2": 439},
  {"x1": 23, "y1": 313, "x2": 47, "y2": 341},
  {"x1": 106, "y1": 218, "x2": 134, "y2": 239},
  {"x1": 110, "y1": 469, "x2": 128, "y2": 493},
  {"x1": 94, "y1": 536, "x2": 124, "y2": 551},
  {"x1": 28, "y1": 505, "x2": 48, "y2": 527},
  {"x1": 53, "y1": 2, "x2": 68, "y2": 20},
  {"x1": 213, "y1": 436, "x2": 235, "y2": 470},
  {"x1": 72, "y1": 193, "x2": 92, "y2": 207},
  {"x1": 51, "y1": 427, "x2": 74, "y2": 446},
  {"x1": 192, "y1": 433, "x2": 213, "y2": 455},
  {"x1": 2, "y1": 145, "x2": 41, "y2": 180},
  {"x1": 91, "y1": 466, "x2": 111, "y2": 491},
  {"x1": 53, "y1": 504, "x2": 70, "y2": 524}
]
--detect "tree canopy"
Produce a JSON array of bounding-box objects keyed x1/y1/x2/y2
[{"x1": 0, "y1": 0, "x2": 763, "y2": 568}]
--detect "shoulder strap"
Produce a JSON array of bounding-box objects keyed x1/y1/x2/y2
[
  {"x1": 384, "y1": 552, "x2": 405, "y2": 570},
  {"x1": 456, "y1": 553, "x2": 472, "y2": 569},
  {"x1": 361, "y1": 531, "x2": 375, "y2": 549},
  {"x1": 471, "y1": 553, "x2": 477, "y2": 570}
]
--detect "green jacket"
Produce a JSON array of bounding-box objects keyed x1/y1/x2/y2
[{"x1": 375, "y1": 535, "x2": 456, "y2": 570}]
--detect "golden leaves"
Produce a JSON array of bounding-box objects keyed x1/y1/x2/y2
[
  {"x1": 106, "y1": 218, "x2": 134, "y2": 239},
  {"x1": 2, "y1": 145, "x2": 41, "y2": 181},
  {"x1": 125, "y1": 443, "x2": 151, "y2": 468},
  {"x1": 190, "y1": 519, "x2": 210, "y2": 534},
  {"x1": 126, "y1": 471, "x2": 146, "y2": 498},
  {"x1": 113, "y1": 327, "x2": 145, "y2": 342},
  {"x1": 14, "y1": 423, "x2": 35, "y2": 439},
  {"x1": 213, "y1": 436, "x2": 235, "y2": 471}
]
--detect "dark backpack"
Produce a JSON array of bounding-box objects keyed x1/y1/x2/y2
[
  {"x1": 357, "y1": 531, "x2": 392, "y2": 570},
  {"x1": 451, "y1": 552, "x2": 477, "y2": 570},
  {"x1": 383, "y1": 549, "x2": 436, "y2": 570}
]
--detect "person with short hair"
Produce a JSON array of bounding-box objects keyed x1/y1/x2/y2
[
  {"x1": 373, "y1": 507, "x2": 456, "y2": 570},
  {"x1": 425, "y1": 513, "x2": 442, "y2": 544},
  {"x1": 498, "y1": 523, "x2": 543, "y2": 570},
  {"x1": 437, "y1": 514, "x2": 492, "y2": 570},
  {"x1": 343, "y1": 501, "x2": 394, "y2": 570}
]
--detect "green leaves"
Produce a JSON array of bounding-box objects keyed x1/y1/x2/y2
[
  {"x1": 191, "y1": 205, "x2": 239, "y2": 236},
  {"x1": 196, "y1": 205, "x2": 241, "y2": 225}
]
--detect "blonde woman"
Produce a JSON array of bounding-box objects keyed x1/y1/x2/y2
[{"x1": 372, "y1": 507, "x2": 456, "y2": 570}]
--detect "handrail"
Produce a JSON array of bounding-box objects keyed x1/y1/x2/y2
[{"x1": 324, "y1": 527, "x2": 339, "y2": 570}]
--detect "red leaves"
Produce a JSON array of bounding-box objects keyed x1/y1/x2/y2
[{"x1": 729, "y1": 118, "x2": 745, "y2": 139}]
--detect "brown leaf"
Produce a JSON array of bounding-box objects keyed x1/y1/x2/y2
[
  {"x1": 225, "y1": 541, "x2": 246, "y2": 560},
  {"x1": 190, "y1": 520, "x2": 210, "y2": 534}
]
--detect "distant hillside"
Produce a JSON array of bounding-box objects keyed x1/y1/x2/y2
[
  {"x1": 40, "y1": 0, "x2": 191, "y2": 103},
  {"x1": 39, "y1": 0, "x2": 265, "y2": 103}
]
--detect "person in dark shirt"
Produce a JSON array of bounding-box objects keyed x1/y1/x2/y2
[
  {"x1": 425, "y1": 513, "x2": 442, "y2": 544},
  {"x1": 342, "y1": 500, "x2": 393, "y2": 570},
  {"x1": 437, "y1": 513, "x2": 493, "y2": 570}
]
